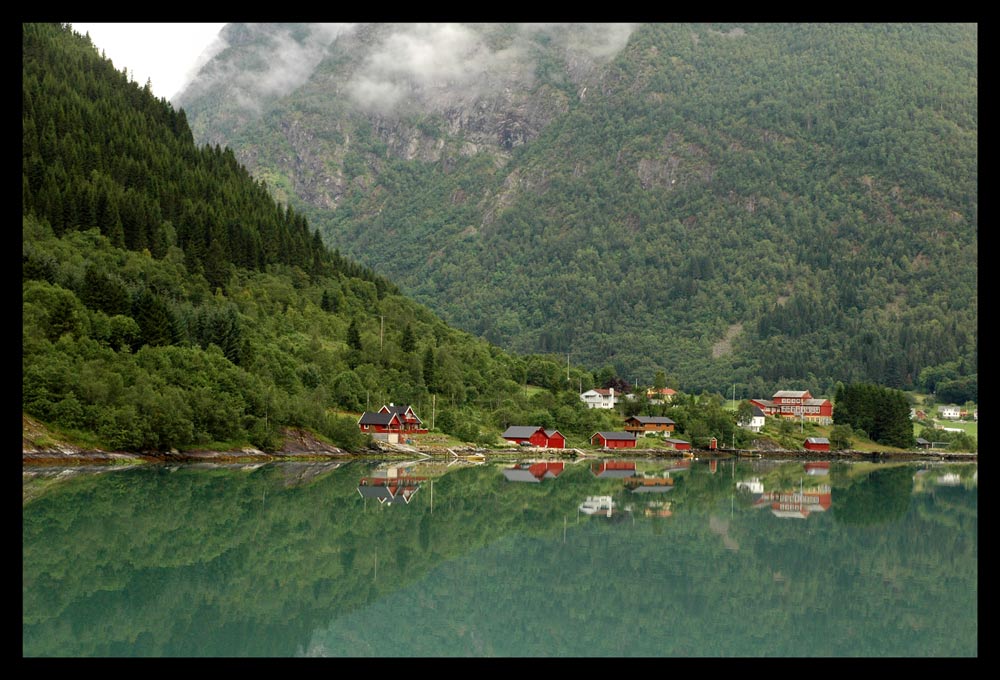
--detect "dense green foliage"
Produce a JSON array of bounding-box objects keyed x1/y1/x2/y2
[
  {"x1": 22, "y1": 23, "x2": 637, "y2": 453},
  {"x1": 23, "y1": 460, "x2": 978, "y2": 656},
  {"x1": 179, "y1": 23, "x2": 977, "y2": 396},
  {"x1": 833, "y1": 382, "x2": 914, "y2": 449}
]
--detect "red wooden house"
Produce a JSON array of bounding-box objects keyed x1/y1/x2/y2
[
  {"x1": 500, "y1": 426, "x2": 565, "y2": 449},
  {"x1": 590, "y1": 431, "x2": 637, "y2": 449},
  {"x1": 750, "y1": 390, "x2": 833, "y2": 425},
  {"x1": 803, "y1": 437, "x2": 831, "y2": 452},
  {"x1": 378, "y1": 404, "x2": 426, "y2": 433},
  {"x1": 358, "y1": 404, "x2": 428, "y2": 436},
  {"x1": 664, "y1": 438, "x2": 692, "y2": 451}
]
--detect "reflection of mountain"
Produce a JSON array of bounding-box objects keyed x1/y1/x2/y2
[{"x1": 22, "y1": 459, "x2": 978, "y2": 657}]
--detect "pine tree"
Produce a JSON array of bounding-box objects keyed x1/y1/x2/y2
[
  {"x1": 347, "y1": 319, "x2": 362, "y2": 351},
  {"x1": 401, "y1": 323, "x2": 416, "y2": 353}
]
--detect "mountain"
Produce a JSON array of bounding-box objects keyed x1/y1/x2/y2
[
  {"x1": 175, "y1": 22, "x2": 978, "y2": 398},
  {"x1": 23, "y1": 22, "x2": 637, "y2": 454}
]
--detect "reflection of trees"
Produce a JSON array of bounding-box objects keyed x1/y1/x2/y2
[
  {"x1": 832, "y1": 466, "x2": 913, "y2": 526},
  {"x1": 23, "y1": 460, "x2": 977, "y2": 657}
]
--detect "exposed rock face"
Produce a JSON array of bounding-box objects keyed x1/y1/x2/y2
[{"x1": 178, "y1": 23, "x2": 622, "y2": 211}]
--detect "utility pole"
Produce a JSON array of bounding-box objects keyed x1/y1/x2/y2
[{"x1": 380, "y1": 315, "x2": 384, "y2": 352}]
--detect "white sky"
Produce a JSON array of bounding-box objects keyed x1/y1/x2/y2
[{"x1": 70, "y1": 23, "x2": 227, "y2": 101}]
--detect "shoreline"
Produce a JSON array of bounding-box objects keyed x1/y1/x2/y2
[{"x1": 21, "y1": 445, "x2": 977, "y2": 467}]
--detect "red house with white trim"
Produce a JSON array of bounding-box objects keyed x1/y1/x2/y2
[
  {"x1": 358, "y1": 403, "x2": 428, "y2": 437},
  {"x1": 590, "y1": 431, "x2": 637, "y2": 449},
  {"x1": 750, "y1": 390, "x2": 833, "y2": 425}
]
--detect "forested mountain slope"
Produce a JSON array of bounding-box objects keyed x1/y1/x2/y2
[
  {"x1": 24, "y1": 22, "x2": 629, "y2": 454},
  {"x1": 176, "y1": 23, "x2": 977, "y2": 399}
]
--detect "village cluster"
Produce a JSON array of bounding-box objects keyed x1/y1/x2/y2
[{"x1": 357, "y1": 389, "x2": 849, "y2": 452}]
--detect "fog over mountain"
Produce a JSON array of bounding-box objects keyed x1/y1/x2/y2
[
  {"x1": 179, "y1": 23, "x2": 636, "y2": 115},
  {"x1": 176, "y1": 23, "x2": 977, "y2": 397}
]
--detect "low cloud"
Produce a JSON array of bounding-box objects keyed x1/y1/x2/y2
[
  {"x1": 184, "y1": 23, "x2": 637, "y2": 115},
  {"x1": 345, "y1": 23, "x2": 637, "y2": 113}
]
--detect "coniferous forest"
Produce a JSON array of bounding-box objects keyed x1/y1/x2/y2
[
  {"x1": 22, "y1": 23, "x2": 976, "y2": 454},
  {"x1": 177, "y1": 23, "x2": 977, "y2": 399},
  {"x1": 22, "y1": 23, "x2": 629, "y2": 453}
]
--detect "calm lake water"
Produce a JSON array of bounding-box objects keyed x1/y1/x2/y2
[{"x1": 22, "y1": 457, "x2": 977, "y2": 658}]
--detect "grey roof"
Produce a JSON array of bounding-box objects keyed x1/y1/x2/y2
[
  {"x1": 544, "y1": 429, "x2": 564, "y2": 438},
  {"x1": 630, "y1": 484, "x2": 675, "y2": 494},
  {"x1": 503, "y1": 469, "x2": 542, "y2": 483},
  {"x1": 357, "y1": 484, "x2": 395, "y2": 501},
  {"x1": 359, "y1": 411, "x2": 395, "y2": 426},
  {"x1": 592, "y1": 431, "x2": 636, "y2": 441},
  {"x1": 628, "y1": 416, "x2": 675, "y2": 425},
  {"x1": 356, "y1": 484, "x2": 418, "y2": 503},
  {"x1": 752, "y1": 406, "x2": 765, "y2": 417},
  {"x1": 502, "y1": 425, "x2": 543, "y2": 439},
  {"x1": 774, "y1": 390, "x2": 809, "y2": 398},
  {"x1": 805, "y1": 437, "x2": 830, "y2": 444}
]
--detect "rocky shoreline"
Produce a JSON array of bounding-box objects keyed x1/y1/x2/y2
[
  {"x1": 21, "y1": 414, "x2": 976, "y2": 466},
  {"x1": 21, "y1": 444, "x2": 977, "y2": 467}
]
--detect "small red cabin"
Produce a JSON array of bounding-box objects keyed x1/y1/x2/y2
[{"x1": 803, "y1": 437, "x2": 831, "y2": 452}]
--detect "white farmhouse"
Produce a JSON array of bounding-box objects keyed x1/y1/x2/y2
[
  {"x1": 939, "y1": 405, "x2": 962, "y2": 420},
  {"x1": 740, "y1": 405, "x2": 766, "y2": 433},
  {"x1": 580, "y1": 387, "x2": 617, "y2": 409}
]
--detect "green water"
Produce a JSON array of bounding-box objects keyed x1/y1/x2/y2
[{"x1": 22, "y1": 458, "x2": 977, "y2": 657}]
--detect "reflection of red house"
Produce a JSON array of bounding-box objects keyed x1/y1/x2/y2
[
  {"x1": 591, "y1": 431, "x2": 637, "y2": 449},
  {"x1": 803, "y1": 437, "x2": 831, "y2": 452},
  {"x1": 664, "y1": 438, "x2": 692, "y2": 451},
  {"x1": 754, "y1": 486, "x2": 832, "y2": 519},
  {"x1": 500, "y1": 426, "x2": 566, "y2": 448},
  {"x1": 358, "y1": 404, "x2": 428, "y2": 435},
  {"x1": 591, "y1": 460, "x2": 637, "y2": 478},
  {"x1": 750, "y1": 390, "x2": 833, "y2": 424},
  {"x1": 502, "y1": 461, "x2": 565, "y2": 483},
  {"x1": 357, "y1": 476, "x2": 427, "y2": 504},
  {"x1": 804, "y1": 461, "x2": 830, "y2": 475}
]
